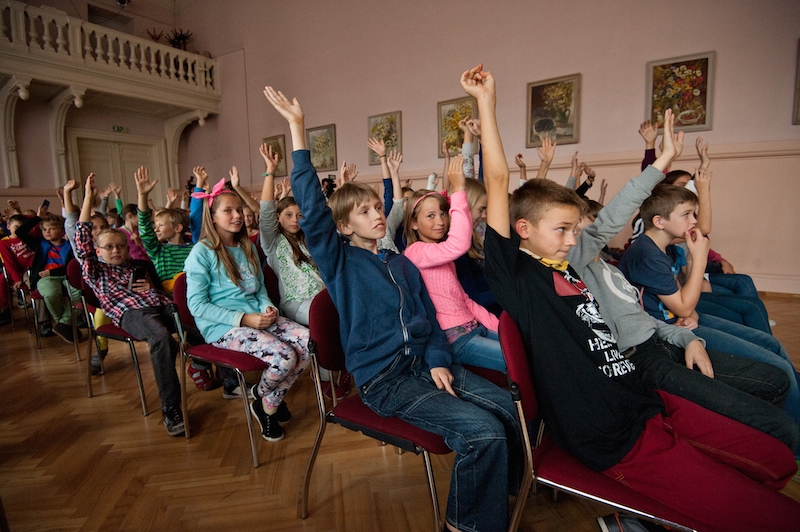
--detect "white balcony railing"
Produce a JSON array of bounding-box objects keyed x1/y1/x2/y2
[{"x1": 0, "y1": 0, "x2": 219, "y2": 110}]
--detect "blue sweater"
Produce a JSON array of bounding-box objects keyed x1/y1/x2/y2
[
  {"x1": 291, "y1": 150, "x2": 452, "y2": 387},
  {"x1": 183, "y1": 241, "x2": 274, "y2": 343}
]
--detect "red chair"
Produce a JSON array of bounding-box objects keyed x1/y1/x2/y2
[
  {"x1": 262, "y1": 262, "x2": 280, "y2": 308},
  {"x1": 299, "y1": 289, "x2": 530, "y2": 532},
  {"x1": 497, "y1": 311, "x2": 699, "y2": 532},
  {"x1": 171, "y1": 273, "x2": 268, "y2": 464},
  {"x1": 67, "y1": 259, "x2": 149, "y2": 416}
]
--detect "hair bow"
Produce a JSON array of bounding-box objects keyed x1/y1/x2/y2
[
  {"x1": 411, "y1": 190, "x2": 449, "y2": 213},
  {"x1": 190, "y1": 178, "x2": 227, "y2": 206}
]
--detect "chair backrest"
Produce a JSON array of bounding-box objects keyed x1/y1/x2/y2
[
  {"x1": 171, "y1": 273, "x2": 198, "y2": 331},
  {"x1": 66, "y1": 259, "x2": 82, "y2": 291},
  {"x1": 498, "y1": 311, "x2": 538, "y2": 420},
  {"x1": 262, "y1": 262, "x2": 281, "y2": 307},
  {"x1": 308, "y1": 289, "x2": 347, "y2": 372}
]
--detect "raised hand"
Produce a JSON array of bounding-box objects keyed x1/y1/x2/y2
[
  {"x1": 570, "y1": 151, "x2": 579, "y2": 177},
  {"x1": 536, "y1": 136, "x2": 556, "y2": 165},
  {"x1": 274, "y1": 180, "x2": 283, "y2": 199},
  {"x1": 85, "y1": 173, "x2": 98, "y2": 201},
  {"x1": 64, "y1": 179, "x2": 79, "y2": 195},
  {"x1": 193, "y1": 166, "x2": 209, "y2": 191},
  {"x1": 467, "y1": 118, "x2": 481, "y2": 138},
  {"x1": 108, "y1": 182, "x2": 121, "y2": 198},
  {"x1": 279, "y1": 178, "x2": 292, "y2": 199},
  {"x1": 55, "y1": 187, "x2": 64, "y2": 203},
  {"x1": 259, "y1": 143, "x2": 279, "y2": 175},
  {"x1": 639, "y1": 120, "x2": 659, "y2": 149},
  {"x1": 338, "y1": 160, "x2": 358, "y2": 187},
  {"x1": 7, "y1": 200, "x2": 21, "y2": 214},
  {"x1": 229, "y1": 166, "x2": 241, "y2": 189},
  {"x1": 459, "y1": 63, "x2": 495, "y2": 104},
  {"x1": 263, "y1": 86, "x2": 304, "y2": 125},
  {"x1": 695, "y1": 166, "x2": 712, "y2": 190},
  {"x1": 598, "y1": 178, "x2": 608, "y2": 204},
  {"x1": 165, "y1": 187, "x2": 178, "y2": 207},
  {"x1": 442, "y1": 139, "x2": 451, "y2": 159},
  {"x1": 134, "y1": 166, "x2": 158, "y2": 195},
  {"x1": 403, "y1": 179, "x2": 412, "y2": 189},
  {"x1": 367, "y1": 137, "x2": 386, "y2": 157},
  {"x1": 36, "y1": 202, "x2": 49, "y2": 219},
  {"x1": 585, "y1": 165, "x2": 596, "y2": 183},
  {"x1": 695, "y1": 137, "x2": 710, "y2": 171},
  {"x1": 99, "y1": 184, "x2": 112, "y2": 200},
  {"x1": 515, "y1": 154, "x2": 526, "y2": 169},
  {"x1": 387, "y1": 150, "x2": 402, "y2": 173},
  {"x1": 659, "y1": 109, "x2": 684, "y2": 164},
  {"x1": 447, "y1": 155, "x2": 466, "y2": 191}
]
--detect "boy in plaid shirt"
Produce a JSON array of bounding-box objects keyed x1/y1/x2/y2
[{"x1": 75, "y1": 173, "x2": 184, "y2": 437}]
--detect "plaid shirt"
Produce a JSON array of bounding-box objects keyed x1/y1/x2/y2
[{"x1": 74, "y1": 222, "x2": 171, "y2": 326}]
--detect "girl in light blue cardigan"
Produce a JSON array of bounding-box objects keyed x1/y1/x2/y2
[{"x1": 184, "y1": 185, "x2": 310, "y2": 442}]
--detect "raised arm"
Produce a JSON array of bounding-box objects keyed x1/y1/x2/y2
[
  {"x1": 189, "y1": 166, "x2": 208, "y2": 243},
  {"x1": 258, "y1": 143, "x2": 281, "y2": 254},
  {"x1": 639, "y1": 120, "x2": 659, "y2": 171},
  {"x1": 368, "y1": 137, "x2": 393, "y2": 215},
  {"x1": 383, "y1": 150, "x2": 405, "y2": 236},
  {"x1": 441, "y1": 140, "x2": 451, "y2": 192},
  {"x1": 63, "y1": 179, "x2": 80, "y2": 245},
  {"x1": 535, "y1": 136, "x2": 556, "y2": 180},
  {"x1": 230, "y1": 165, "x2": 259, "y2": 213},
  {"x1": 134, "y1": 166, "x2": 162, "y2": 256},
  {"x1": 694, "y1": 137, "x2": 712, "y2": 235},
  {"x1": 135, "y1": 166, "x2": 158, "y2": 213},
  {"x1": 259, "y1": 143, "x2": 280, "y2": 202},
  {"x1": 459, "y1": 118, "x2": 476, "y2": 178},
  {"x1": 460, "y1": 65, "x2": 507, "y2": 237},
  {"x1": 515, "y1": 154, "x2": 527, "y2": 181},
  {"x1": 165, "y1": 187, "x2": 180, "y2": 209},
  {"x1": 263, "y1": 86, "x2": 306, "y2": 151}
]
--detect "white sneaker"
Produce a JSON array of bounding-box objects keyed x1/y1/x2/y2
[{"x1": 222, "y1": 383, "x2": 256, "y2": 400}]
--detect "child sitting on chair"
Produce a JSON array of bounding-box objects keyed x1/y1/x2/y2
[{"x1": 265, "y1": 84, "x2": 521, "y2": 532}]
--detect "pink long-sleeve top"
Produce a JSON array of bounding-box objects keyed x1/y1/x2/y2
[{"x1": 404, "y1": 190, "x2": 499, "y2": 333}]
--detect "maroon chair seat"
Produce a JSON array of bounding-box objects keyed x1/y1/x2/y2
[
  {"x1": 498, "y1": 311, "x2": 699, "y2": 532},
  {"x1": 172, "y1": 273, "x2": 268, "y2": 465}
]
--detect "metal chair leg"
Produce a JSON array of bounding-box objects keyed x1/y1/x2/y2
[
  {"x1": 421, "y1": 450, "x2": 441, "y2": 532},
  {"x1": 300, "y1": 354, "x2": 328, "y2": 519},
  {"x1": 236, "y1": 369, "x2": 259, "y2": 468},
  {"x1": 30, "y1": 297, "x2": 41, "y2": 349},
  {"x1": 128, "y1": 340, "x2": 148, "y2": 417},
  {"x1": 180, "y1": 349, "x2": 191, "y2": 439}
]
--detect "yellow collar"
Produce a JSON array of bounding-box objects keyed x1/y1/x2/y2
[{"x1": 519, "y1": 247, "x2": 570, "y2": 271}]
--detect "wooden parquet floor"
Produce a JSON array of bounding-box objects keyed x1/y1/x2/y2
[{"x1": 1, "y1": 294, "x2": 799, "y2": 532}]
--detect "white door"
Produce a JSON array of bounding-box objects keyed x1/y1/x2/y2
[{"x1": 68, "y1": 129, "x2": 169, "y2": 210}]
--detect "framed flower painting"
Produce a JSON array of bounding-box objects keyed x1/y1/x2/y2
[
  {"x1": 261, "y1": 134, "x2": 287, "y2": 177},
  {"x1": 305, "y1": 124, "x2": 337, "y2": 172},
  {"x1": 437, "y1": 96, "x2": 477, "y2": 157},
  {"x1": 526, "y1": 74, "x2": 581, "y2": 148},
  {"x1": 368, "y1": 111, "x2": 402, "y2": 165},
  {"x1": 646, "y1": 51, "x2": 715, "y2": 132}
]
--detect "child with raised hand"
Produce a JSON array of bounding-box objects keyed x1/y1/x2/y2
[
  {"x1": 403, "y1": 155, "x2": 503, "y2": 372},
  {"x1": 515, "y1": 136, "x2": 556, "y2": 184},
  {"x1": 367, "y1": 138, "x2": 405, "y2": 253},
  {"x1": 75, "y1": 174, "x2": 184, "y2": 437},
  {"x1": 472, "y1": 63, "x2": 800, "y2": 531},
  {"x1": 184, "y1": 177, "x2": 311, "y2": 442},
  {"x1": 16, "y1": 202, "x2": 81, "y2": 342},
  {"x1": 134, "y1": 166, "x2": 193, "y2": 296},
  {"x1": 258, "y1": 142, "x2": 324, "y2": 325},
  {"x1": 265, "y1": 84, "x2": 520, "y2": 532}
]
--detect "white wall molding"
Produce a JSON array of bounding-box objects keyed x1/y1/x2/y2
[
  {"x1": 164, "y1": 109, "x2": 207, "y2": 186},
  {"x1": 49, "y1": 86, "x2": 86, "y2": 187},
  {"x1": 0, "y1": 75, "x2": 30, "y2": 187}
]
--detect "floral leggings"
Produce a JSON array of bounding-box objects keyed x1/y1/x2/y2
[{"x1": 213, "y1": 316, "x2": 311, "y2": 409}]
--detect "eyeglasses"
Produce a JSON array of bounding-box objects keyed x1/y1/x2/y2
[{"x1": 98, "y1": 244, "x2": 127, "y2": 251}]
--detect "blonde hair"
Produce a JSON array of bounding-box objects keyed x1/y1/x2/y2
[
  {"x1": 155, "y1": 208, "x2": 189, "y2": 230},
  {"x1": 403, "y1": 189, "x2": 450, "y2": 246},
  {"x1": 464, "y1": 179, "x2": 486, "y2": 260},
  {"x1": 199, "y1": 191, "x2": 260, "y2": 287},
  {"x1": 328, "y1": 182, "x2": 381, "y2": 226}
]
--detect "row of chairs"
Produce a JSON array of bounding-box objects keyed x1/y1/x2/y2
[{"x1": 9, "y1": 257, "x2": 698, "y2": 531}]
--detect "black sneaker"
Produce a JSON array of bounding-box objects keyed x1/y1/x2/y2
[
  {"x1": 0, "y1": 309, "x2": 11, "y2": 325},
  {"x1": 40, "y1": 321, "x2": 55, "y2": 337},
  {"x1": 223, "y1": 382, "x2": 256, "y2": 400},
  {"x1": 162, "y1": 404, "x2": 185, "y2": 437},
  {"x1": 249, "y1": 398, "x2": 284, "y2": 442},
  {"x1": 275, "y1": 401, "x2": 291, "y2": 424},
  {"x1": 90, "y1": 349, "x2": 108, "y2": 376},
  {"x1": 53, "y1": 323, "x2": 75, "y2": 344}
]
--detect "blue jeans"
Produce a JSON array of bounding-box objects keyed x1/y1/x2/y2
[
  {"x1": 449, "y1": 325, "x2": 506, "y2": 372},
  {"x1": 697, "y1": 292, "x2": 772, "y2": 334},
  {"x1": 694, "y1": 314, "x2": 800, "y2": 434},
  {"x1": 359, "y1": 354, "x2": 521, "y2": 532},
  {"x1": 628, "y1": 335, "x2": 799, "y2": 452},
  {"x1": 709, "y1": 272, "x2": 760, "y2": 298}
]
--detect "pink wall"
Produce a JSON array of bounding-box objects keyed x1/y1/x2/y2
[{"x1": 176, "y1": 0, "x2": 800, "y2": 177}]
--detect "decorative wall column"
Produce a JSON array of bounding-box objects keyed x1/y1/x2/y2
[
  {"x1": 49, "y1": 85, "x2": 85, "y2": 187},
  {"x1": 0, "y1": 75, "x2": 31, "y2": 187},
  {"x1": 165, "y1": 109, "x2": 208, "y2": 186}
]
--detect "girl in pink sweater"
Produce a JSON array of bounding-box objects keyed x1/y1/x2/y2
[{"x1": 403, "y1": 156, "x2": 505, "y2": 372}]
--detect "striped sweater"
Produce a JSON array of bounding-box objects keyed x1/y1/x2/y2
[{"x1": 138, "y1": 208, "x2": 193, "y2": 294}]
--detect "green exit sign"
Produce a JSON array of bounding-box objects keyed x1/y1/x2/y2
[{"x1": 112, "y1": 126, "x2": 127, "y2": 133}]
